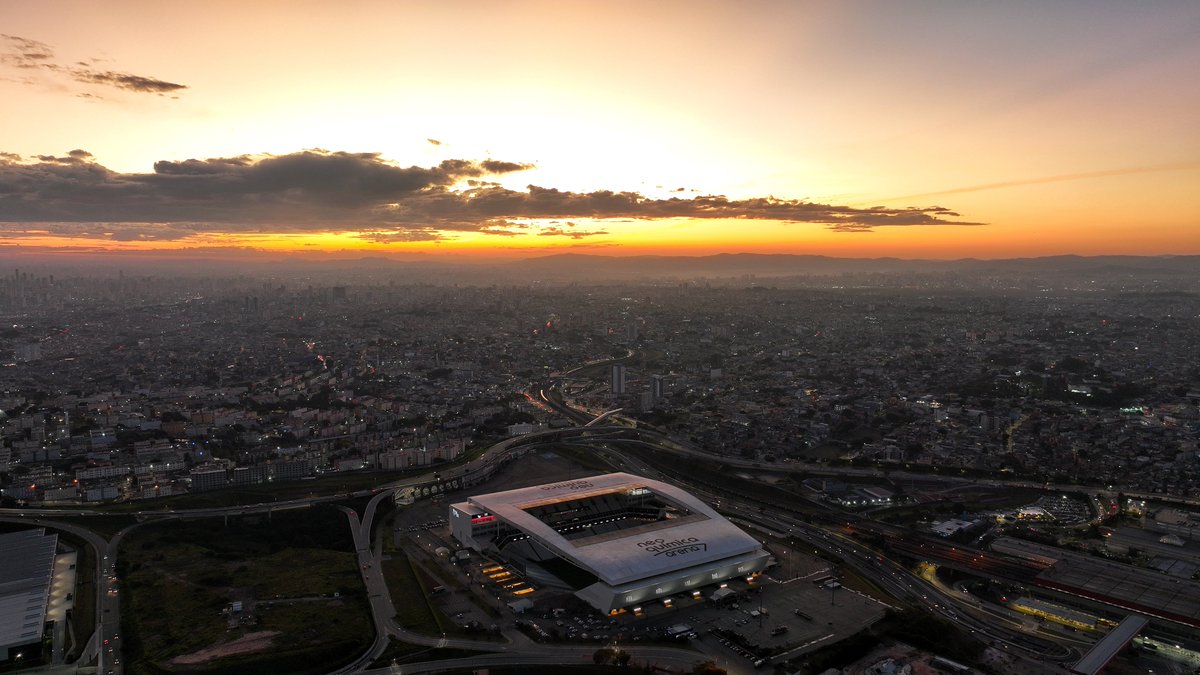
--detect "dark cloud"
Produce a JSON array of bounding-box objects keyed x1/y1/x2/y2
[
  {"x1": 357, "y1": 229, "x2": 444, "y2": 243},
  {"x1": 67, "y1": 68, "x2": 186, "y2": 93},
  {"x1": 0, "y1": 221, "x2": 199, "y2": 242},
  {"x1": 34, "y1": 152, "x2": 95, "y2": 165},
  {"x1": 0, "y1": 34, "x2": 53, "y2": 68},
  {"x1": 0, "y1": 34, "x2": 186, "y2": 96},
  {"x1": 152, "y1": 156, "x2": 253, "y2": 175},
  {"x1": 386, "y1": 185, "x2": 982, "y2": 231},
  {"x1": 0, "y1": 150, "x2": 534, "y2": 226},
  {"x1": 537, "y1": 226, "x2": 609, "y2": 239},
  {"x1": 0, "y1": 151, "x2": 980, "y2": 239},
  {"x1": 481, "y1": 160, "x2": 534, "y2": 174}
]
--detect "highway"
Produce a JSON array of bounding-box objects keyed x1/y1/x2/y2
[
  {"x1": 0, "y1": 430, "x2": 552, "y2": 675},
  {"x1": 331, "y1": 489, "x2": 514, "y2": 674},
  {"x1": 0, "y1": 515, "x2": 131, "y2": 675},
  {"x1": 332, "y1": 479, "x2": 715, "y2": 675},
  {"x1": 629, "y1": 444, "x2": 1080, "y2": 663},
  {"x1": 1, "y1": 420, "x2": 1084, "y2": 675},
  {"x1": 358, "y1": 645, "x2": 718, "y2": 674},
  {"x1": 532, "y1": 379, "x2": 1100, "y2": 668},
  {"x1": 0, "y1": 355, "x2": 1124, "y2": 675},
  {"x1": 537, "y1": 380, "x2": 1200, "y2": 511}
]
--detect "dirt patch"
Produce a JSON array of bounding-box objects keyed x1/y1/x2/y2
[{"x1": 169, "y1": 630, "x2": 281, "y2": 665}]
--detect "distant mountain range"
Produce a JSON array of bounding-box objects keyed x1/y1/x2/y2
[
  {"x1": 506, "y1": 252, "x2": 1200, "y2": 280},
  {"x1": 0, "y1": 250, "x2": 1195, "y2": 283}
]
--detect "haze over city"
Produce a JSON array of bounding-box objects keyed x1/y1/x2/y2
[{"x1": 3, "y1": 4, "x2": 1200, "y2": 675}]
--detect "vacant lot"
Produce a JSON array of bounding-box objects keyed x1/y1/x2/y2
[{"x1": 118, "y1": 504, "x2": 372, "y2": 674}]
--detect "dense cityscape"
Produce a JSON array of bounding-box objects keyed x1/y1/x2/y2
[
  {"x1": 2, "y1": 262, "x2": 1199, "y2": 505},
  {"x1": 1, "y1": 258, "x2": 1198, "y2": 675}
]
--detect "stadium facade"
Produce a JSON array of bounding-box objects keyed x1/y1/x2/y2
[{"x1": 449, "y1": 472, "x2": 770, "y2": 613}]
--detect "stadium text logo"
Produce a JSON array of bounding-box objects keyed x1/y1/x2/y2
[
  {"x1": 637, "y1": 537, "x2": 707, "y2": 558},
  {"x1": 540, "y1": 480, "x2": 594, "y2": 491}
]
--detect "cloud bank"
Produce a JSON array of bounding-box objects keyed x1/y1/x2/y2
[{"x1": 0, "y1": 150, "x2": 980, "y2": 241}]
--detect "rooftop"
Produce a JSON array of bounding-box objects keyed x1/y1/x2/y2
[
  {"x1": 0, "y1": 528, "x2": 58, "y2": 651},
  {"x1": 1036, "y1": 554, "x2": 1200, "y2": 628}
]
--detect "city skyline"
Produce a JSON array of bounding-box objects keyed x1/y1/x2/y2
[{"x1": 2, "y1": 1, "x2": 1198, "y2": 260}]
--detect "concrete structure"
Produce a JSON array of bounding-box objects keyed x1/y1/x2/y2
[
  {"x1": 1071, "y1": 614, "x2": 1148, "y2": 675},
  {"x1": 0, "y1": 529, "x2": 58, "y2": 662},
  {"x1": 931, "y1": 519, "x2": 976, "y2": 537},
  {"x1": 188, "y1": 465, "x2": 229, "y2": 491},
  {"x1": 449, "y1": 472, "x2": 770, "y2": 613},
  {"x1": 1009, "y1": 597, "x2": 1108, "y2": 631},
  {"x1": 1035, "y1": 554, "x2": 1200, "y2": 629},
  {"x1": 651, "y1": 374, "x2": 665, "y2": 401}
]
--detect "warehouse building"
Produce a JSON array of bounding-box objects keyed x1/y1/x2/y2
[{"x1": 0, "y1": 528, "x2": 58, "y2": 663}]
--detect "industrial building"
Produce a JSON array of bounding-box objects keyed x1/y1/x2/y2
[
  {"x1": 449, "y1": 472, "x2": 771, "y2": 613},
  {"x1": 0, "y1": 528, "x2": 58, "y2": 663}
]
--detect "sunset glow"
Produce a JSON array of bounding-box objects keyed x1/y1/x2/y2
[{"x1": 1, "y1": 1, "x2": 1198, "y2": 260}]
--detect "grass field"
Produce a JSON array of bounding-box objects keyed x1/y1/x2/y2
[
  {"x1": 381, "y1": 552, "x2": 447, "y2": 634},
  {"x1": 117, "y1": 504, "x2": 372, "y2": 674},
  {"x1": 795, "y1": 442, "x2": 851, "y2": 461},
  {"x1": 379, "y1": 540, "x2": 490, "y2": 639},
  {"x1": 838, "y1": 565, "x2": 900, "y2": 606}
]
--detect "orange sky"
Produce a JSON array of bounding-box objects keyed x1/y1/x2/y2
[{"x1": 1, "y1": 1, "x2": 1198, "y2": 260}]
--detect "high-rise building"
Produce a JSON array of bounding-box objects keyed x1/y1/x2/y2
[
  {"x1": 651, "y1": 375, "x2": 665, "y2": 401},
  {"x1": 610, "y1": 364, "x2": 626, "y2": 395}
]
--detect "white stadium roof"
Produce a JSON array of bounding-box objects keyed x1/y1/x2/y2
[{"x1": 462, "y1": 472, "x2": 763, "y2": 586}]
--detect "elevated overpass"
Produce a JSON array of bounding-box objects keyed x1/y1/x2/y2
[
  {"x1": 584, "y1": 408, "x2": 624, "y2": 427},
  {"x1": 1071, "y1": 614, "x2": 1148, "y2": 675}
]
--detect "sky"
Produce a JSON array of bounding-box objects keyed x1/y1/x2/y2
[{"x1": 1, "y1": 0, "x2": 1198, "y2": 260}]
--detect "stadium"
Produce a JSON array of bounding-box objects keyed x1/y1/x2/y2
[{"x1": 449, "y1": 472, "x2": 771, "y2": 613}]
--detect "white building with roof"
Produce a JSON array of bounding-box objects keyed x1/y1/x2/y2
[
  {"x1": 449, "y1": 472, "x2": 770, "y2": 613},
  {"x1": 0, "y1": 528, "x2": 58, "y2": 662}
]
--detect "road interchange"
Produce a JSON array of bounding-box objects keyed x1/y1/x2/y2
[{"x1": 0, "y1": 365, "x2": 1151, "y2": 675}]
